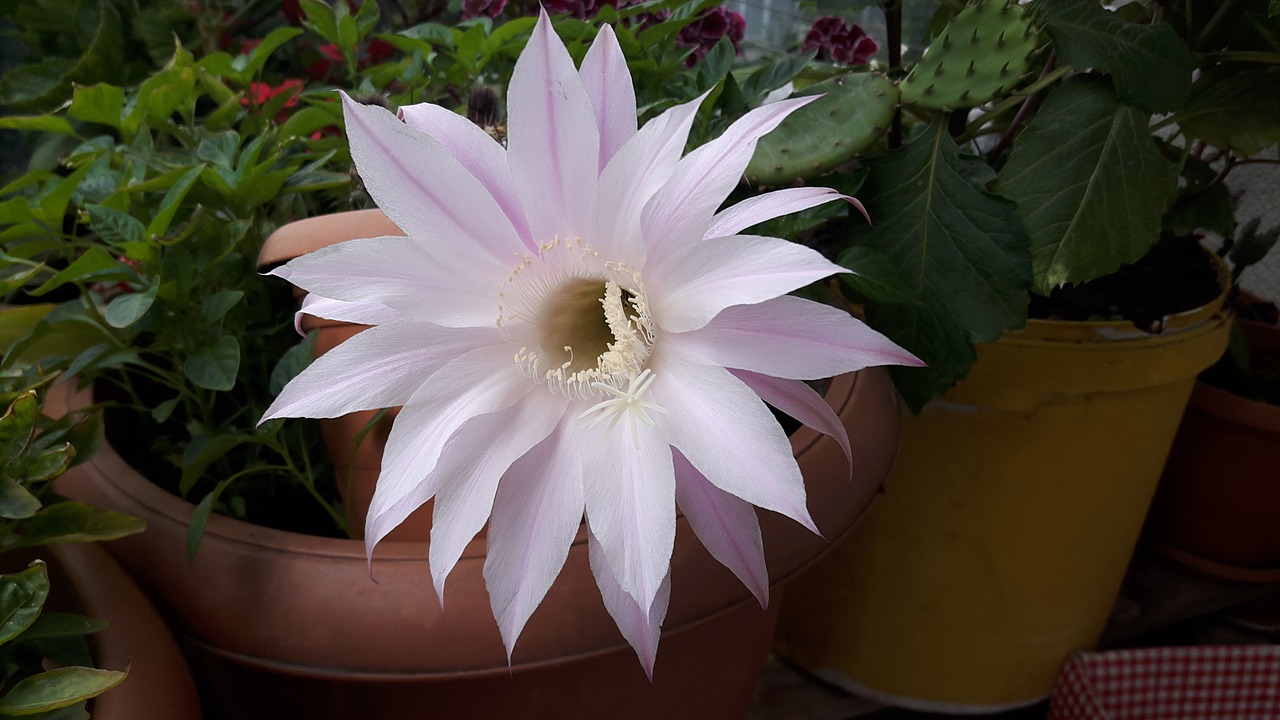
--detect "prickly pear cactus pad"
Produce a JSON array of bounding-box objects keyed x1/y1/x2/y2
[
  {"x1": 746, "y1": 72, "x2": 897, "y2": 186},
  {"x1": 901, "y1": 0, "x2": 1039, "y2": 112}
]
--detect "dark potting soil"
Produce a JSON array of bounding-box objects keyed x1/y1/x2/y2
[{"x1": 1028, "y1": 239, "x2": 1223, "y2": 331}]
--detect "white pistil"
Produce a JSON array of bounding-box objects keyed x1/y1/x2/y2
[{"x1": 578, "y1": 369, "x2": 669, "y2": 446}]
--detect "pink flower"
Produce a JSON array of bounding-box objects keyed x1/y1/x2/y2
[
  {"x1": 803, "y1": 17, "x2": 878, "y2": 66},
  {"x1": 265, "y1": 11, "x2": 920, "y2": 674}
]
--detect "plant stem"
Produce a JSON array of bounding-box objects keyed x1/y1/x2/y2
[
  {"x1": 885, "y1": 0, "x2": 902, "y2": 150},
  {"x1": 958, "y1": 65, "x2": 1071, "y2": 144},
  {"x1": 988, "y1": 53, "x2": 1058, "y2": 163},
  {"x1": 1196, "y1": 0, "x2": 1252, "y2": 52},
  {"x1": 1202, "y1": 51, "x2": 1280, "y2": 66}
]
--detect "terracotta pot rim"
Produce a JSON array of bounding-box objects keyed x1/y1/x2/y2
[
  {"x1": 82, "y1": 373, "x2": 857, "y2": 562},
  {"x1": 1145, "y1": 538, "x2": 1280, "y2": 584},
  {"x1": 1190, "y1": 381, "x2": 1280, "y2": 434}
]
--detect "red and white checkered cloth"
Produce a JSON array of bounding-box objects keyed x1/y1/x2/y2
[{"x1": 1049, "y1": 646, "x2": 1280, "y2": 720}]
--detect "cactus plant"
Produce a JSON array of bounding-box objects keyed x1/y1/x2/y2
[
  {"x1": 900, "y1": 0, "x2": 1039, "y2": 112},
  {"x1": 746, "y1": 72, "x2": 898, "y2": 186}
]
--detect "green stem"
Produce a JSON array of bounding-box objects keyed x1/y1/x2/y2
[
  {"x1": 1201, "y1": 51, "x2": 1280, "y2": 66},
  {"x1": 959, "y1": 65, "x2": 1072, "y2": 143},
  {"x1": 1196, "y1": 0, "x2": 1252, "y2": 52}
]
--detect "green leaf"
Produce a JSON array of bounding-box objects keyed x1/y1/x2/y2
[
  {"x1": 183, "y1": 335, "x2": 240, "y2": 391},
  {"x1": 995, "y1": 76, "x2": 1177, "y2": 293},
  {"x1": 355, "y1": 0, "x2": 381, "y2": 37},
  {"x1": 179, "y1": 433, "x2": 242, "y2": 496},
  {"x1": 1177, "y1": 67, "x2": 1280, "y2": 156},
  {"x1": 299, "y1": 0, "x2": 340, "y2": 45},
  {"x1": 0, "y1": 563, "x2": 49, "y2": 646},
  {"x1": 0, "y1": 478, "x2": 42, "y2": 521},
  {"x1": 201, "y1": 290, "x2": 243, "y2": 323},
  {"x1": 27, "y1": 247, "x2": 120, "y2": 297},
  {"x1": 0, "y1": 392, "x2": 38, "y2": 442},
  {"x1": 269, "y1": 335, "x2": 315, "y2": 396},
  {"x1": 21, "y1": 443, "x2": 74, "y2": 484},
  {"x1": 21, "y1": 613, "x2": 108, "y2": 640},
  {"x1": 239, "y1": 27, "x2": 304, "y2": 78},
  {"x1": 849, "y1": 122, "x2": 1031, "y2": 408},
  {"x1": 0, "y1": 666, "x2": 126, "y2": 715},
  {"x1": 102, "y1": 284, "x2": 157, "y2": 328},
  {"x1": 15, "y1": 702, "x2": 88, "y2": 720},
  {"x1": 86, "y1": 205, "x2": 145, "y2": 246},
  {"x1": 0, "y1": 0, "x2": 124, "y2": 112},
  {"x1": 150, "y1": 397, "x2": 179, "y2": 424},
  {"x1": 67, "y1": 84, "x2": 124, "y2": 130},
  {"x1": 1040, "y1": 0, "x2": 1194, "y2": 113},
  {"x1": 9, "y1": 501, "x2": 144, "y2": 548},
  {"x1": 0, "y1": 117, "x2": 77, "y2": 137},
  {"x1": 146, "y1": 165, "x2": 203, "y2": 239}
]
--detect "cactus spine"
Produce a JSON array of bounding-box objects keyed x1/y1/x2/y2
[
  {"x1": 746, "y1": 72, "x2": 898, "y2": 186},
  {"x1": 900, "y1": 0, "x2": 1039, "y2": 111}
]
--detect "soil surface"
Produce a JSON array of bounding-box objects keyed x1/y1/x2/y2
[{"x1": 1029, "y1": 239, "x2": 1223, "y2": 331}]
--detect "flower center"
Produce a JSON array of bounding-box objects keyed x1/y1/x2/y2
[{"x1": 503, "y1": 239, "x2": 655, "y2": 400}]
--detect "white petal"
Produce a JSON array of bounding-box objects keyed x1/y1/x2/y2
[
  {"x1": 364, "y1": 345, "x2": 533, "y2": 550},
  {"x1": 484, "y1": 417, "x2": 585, "y2": 660},
  {"x1": 649, "y1": 235, "x2": 848, "y2": 334},
  {"x1": 270, "y1": 234, "x2": 506, "y2": 328},
  {"x1": 588, "y1": 527, "x2": 670, "y2": 679},
  {"x1": 341, "y1": 93, "x2": 523, "y2": 265},
  {"x1": 506, "y1": 11, "x2": 600, "y2": 242},
  {"x1": 261, "y1": 320, "x2": 498, "y2": 421},
  {"x1": 650, "y1": 344, "x2": 817, "y2": 533},
  {"x1": 397, "y1": 102, "x2": 535, "y2": 252},
  {"x1": 579, "y1": 408, "x2": 675, "y2": 614},
  {"x1": 593, "y1": 91, "x2": 709, "y2": 264},
  {"x1": 428, "y1": 392, "x2": 568, "y2": 602},
  {"x1": 579, "y1": 24, "x2": 636, "y2": 172},
  {"x1": 641, "y1": 96, "x2": 817, "y2": 264},
  {"x1": 668, "y1": 295, "x2": 923, "y2": 379},
  {"x1": 673, "y1": 449, "x2": 768, "y2": 608},
  {"x1": 705, "y1": 187, "x2": 863, "y2": 239},
  {"x1": 294, "y1": 294, "x2": 397, "y2": 335},
  {"x1": 730, "y1": 369, "x2": 851, "y2": 476}
]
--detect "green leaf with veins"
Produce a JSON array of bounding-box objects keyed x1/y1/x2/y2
[
  {"x1": 1039, "y1": 0, "x2": 1193, "y2": 113},
  {"x1": 841, "y1": 122, "x2": 1031, "y2": 410},
  {"x1": 996, "y1": 76, "x2": 1177, "y2": 293}
]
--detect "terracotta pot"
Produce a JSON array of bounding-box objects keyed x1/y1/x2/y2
[
  {"x1": 1145, "y1": 317, "x2": 1280, "y2": 580},
  {"x1": 0, "y1": 543, "x2": 202, "y2": 720},
  {"x1": 58, "y1": 207, "x2": 904, "y2": 719}
]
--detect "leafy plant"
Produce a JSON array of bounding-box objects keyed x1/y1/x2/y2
[
  {"x1": 0, "y1": 367, "x2": 146, "y2": 717},
  {"x1": 0, "y1": 1, "x2": 801, "y2": 545},
  {"x1": 748, "y1": 0, "x2": 1280, "y2": 409}
]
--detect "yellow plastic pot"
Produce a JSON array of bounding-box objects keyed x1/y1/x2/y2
[{"x1": 775, "y1": 274, "x2": 1231, "y2": 712}]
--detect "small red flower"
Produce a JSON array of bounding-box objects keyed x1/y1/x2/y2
[
  {"x1": 243, "y1": 79, "x2": 306, "y2": 124},
  {"x1": 803, "y1": 17, "x2": 878, "y2": 66},
  {"x1": 677, "y1": 6, "x2": 746, "y2": 67}
]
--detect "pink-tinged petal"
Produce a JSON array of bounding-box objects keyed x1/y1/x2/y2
[
  {"x1": 640, "y1": 96, "x2": 817, "y2": 264},
  {"x1": 341, "y1": 93, "x2": 523, "y2": 265},
  {"x1": 593, "y1": 91, "x2": 709, "y2": 263},
  {"x1": 580, "y1": 411, "x2": 675, "y2": 614},
  {"x1": 270, "y1": 235, "x2": 505, "y2": 328},
  {"x1": 730, "y1": 369, "x2": 851, "y2": 476},
  {"x1": 261, "y1": 320, "x2": 498, "y2": 421},
  {"x1": 397, "y1": 102, "x2": 535, "y2": 252},
  {"x1": 649, "y1": 234, "x2": 848, "y2": 334},
  {"x1": 427, "y1": 393, "x2": 569, "y2": 602},
  {"x1": 672, "y1": 449, "x2": 768, "y2": 608},
  {"x1": 365, "y1": 345, "x2": 533, "y2": 551},
  {"x1": 651, "y1": 344, "x2": 817, "y2": 534},
  {"x1": 705, "y1": 187, "x2": 865, "y2": 240},
  {"x1": 294, "y1": 294, "x2": 397, "y2": 335},
  {"x1": 588, "y1": 527, "x2": 670, "y2": 679},
  {"x1": 579, "y1": 24, "x2": 636, "y2": 172},
  {"x1": 484, "y1": 417, "x2": 585, "y2": 660},
  {"x1": 506, "y1": 11, "x2": 599, "y2": 242},
  {"x1": 667, "y1": 295, "x2": 924, "y2": 378}
]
